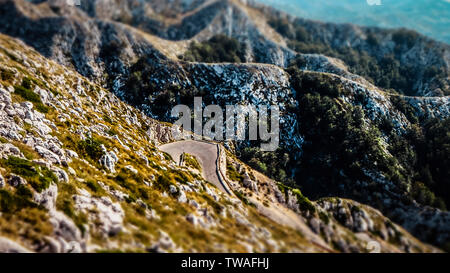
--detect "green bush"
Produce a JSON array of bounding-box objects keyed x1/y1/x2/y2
[
  {"x1": 292, "y1": 189, "x2": 316, "y2": 214},
  {"x1": 0, "y1": 189, "x2": 37, "y2": 213},
  {"x1": 14, "y1": 79, "x2": 49, "y2": 113},
  {"x1": 0, "y1": 67, "x2": 14, "y2": 82},
  {"x1": 77, "y1": 137, "x2": 104, "y2": 162},
  {"x1": 182, "y1": 35, "x2": 246, "y2": 63},
  {"x1": 86, "y1": 180, "x2": 103, "y2": 194},
  {"x1": 0, "y1": 156, "x2": 57, "y2": 193},
  {"x1": 21, "y1": 77, "x2": 33, "y2": 90},
  {"x1": 226, "y1": 161, "x2": 244, "y2": 183},
  {"x1": 183, "y1": 153, "x2": 201, "y2": 171}
]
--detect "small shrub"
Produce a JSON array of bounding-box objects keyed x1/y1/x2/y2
[
  {"x1": 14, "y1": 83, "x2": 49, "y2": 114},
  {"x1": 0, "y1": 67, "x2": 14, "y2": 82},
  {"x1": 226, "y1": 161, "x2": 244, "y2": 183},
  {"x1": 21, "y1": 77, "x2": 33, "y2": 90},
  {"x1": 292, "y1": 189, "x2": 316, "y2": 214},
  {"x1": 0, "y1": 189, "x2": 37, "y2": 213},
  {"x1": 0, "y1": 156, "x2": 57, "y2": 192},
  {"x1": 183, "y1": 153, "x2": 201, "y2": 171},
  {"x1": 319, "y1": 211, "x2": 330, "y2": 225},
  {"x1": 77, "y1": 137, "x2": 104, "y2": 162},
  {"x1": 86, "y1": 180, "x2": 103, "y2": 194},
  {"x1": 182, "y1": 35, "x2": 246, "y2": 63}
]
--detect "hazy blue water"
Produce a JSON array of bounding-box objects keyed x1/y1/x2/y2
[{"x1": 257, "y1": 0, "x2": 450, "y2": 44}]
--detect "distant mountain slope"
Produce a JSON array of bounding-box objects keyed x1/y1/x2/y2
[
  {"x1": 256, "y1": 0, "x2": 450, "y2": 44},
  {"x1": 4, "y1": 0, "x2": 449, "y2": 97}
]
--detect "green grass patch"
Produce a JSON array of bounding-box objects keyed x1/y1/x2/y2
[
  {"x1": 14, "y1": 78, "x2": 50, "y2": 113},
  {"x1": 0, "y1": 189, "x2": 37, "y2": 213},
  {"x1": 183, "y1": 153, "x2": 202, "y2": 172},
  {"x1": 0, "y1": 156, "x2": 57, "y2": 192},
  {"x1": 77, "y1": 137, "x2": 104, "y2": 162},
  {"x1": 226, "y1": 161, "x2": 244, "y2": 183},
  {"x1": 292, "y1": 189, "x2": 316, "y2": 214}
]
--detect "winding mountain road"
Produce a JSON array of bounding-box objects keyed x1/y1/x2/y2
[{"x1": 159, "y1": 140, "x2": 229, "y2": 193}]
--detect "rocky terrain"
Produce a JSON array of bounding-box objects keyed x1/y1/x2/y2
[
  {"x1": 0, "y1": 33, "x2": 439, "y2": 253},
  {"x1": 0, "y1": 0, "x2": 448, "y2": 252}
]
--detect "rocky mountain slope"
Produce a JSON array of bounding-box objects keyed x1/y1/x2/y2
[
  {"x1": 0, "y1": 34, "x2": 438, "y2": 253},
  {"x1": 0, "y1": 0, "x2": 449, "y2": 252}
]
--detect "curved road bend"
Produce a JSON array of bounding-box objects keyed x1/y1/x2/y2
[{"x1": 159, "y1": 140, "x2": 228, "y2": 193}]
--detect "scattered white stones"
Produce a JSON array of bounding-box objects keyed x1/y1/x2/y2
[
  {"x1": 124, "y1": 165, "x2": 138, "y2": 175},
  {"x1": 148, "y1": 230, "x2": 179, "y2": 253},
  {"x1": 73, "y1": 191, "x2": 125, "y2": 238}
]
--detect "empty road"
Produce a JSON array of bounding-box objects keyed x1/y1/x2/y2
[{"x1": 159, "y1": 140, "x2": 228, "y2": 193}]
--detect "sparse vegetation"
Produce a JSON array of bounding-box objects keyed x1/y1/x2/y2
[
  {"x1": 269, "y1": 18, "x2": 448, "y2": 96},
  {"x1": 181, "y1": 35, "x2": 246, "y2": 63},
  {"x1": 77, "y1": 137, "x2": 104, "y2": 163},
  {"x1": 226, "y1": 161, "x2": 244, "y2": 183},
  {"x1": 0, "y1": 156, "x2": 57, "y2": 192},
  {"x1": 183, "y1": 153, "x2": 201, "y2": 172},
  {"x1": 14, "y1": 77, "x2": 49, "y2": 113},
  {"x1": 0, "y1": 189, "x2": 37, "y2": 213}
]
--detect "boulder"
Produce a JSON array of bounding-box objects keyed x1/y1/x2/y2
[
  {"x1": 34, "y1": 183, "x2": 58, "y2": 211},
  {"x1": 0, "y1": 237, "x2": 32, "y2": 253},
  {"x1": 0, "y1": 173, "x2": 4, "y2": 188},
  {"x1": 148, "y1": 230, "x2": 177, "y2": 253},
  {"x1": 8, "y1": 174, "x2": 27, "y2": 187},
  {"x1": 186, "y1": 214, "x2": 198, "y2": 226},
  {"x1": 99, "y1": 151, "x2": 118, "y2": 173},
  {"x1": 51, "y1": 167, "x2": 69, "y2": 183},
  {"x1": 35, "y1": 145, "x2": 61, "y2": 164},
  {"x1": 177, "y1": 189, "x2": 187, "y2": 203}
]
